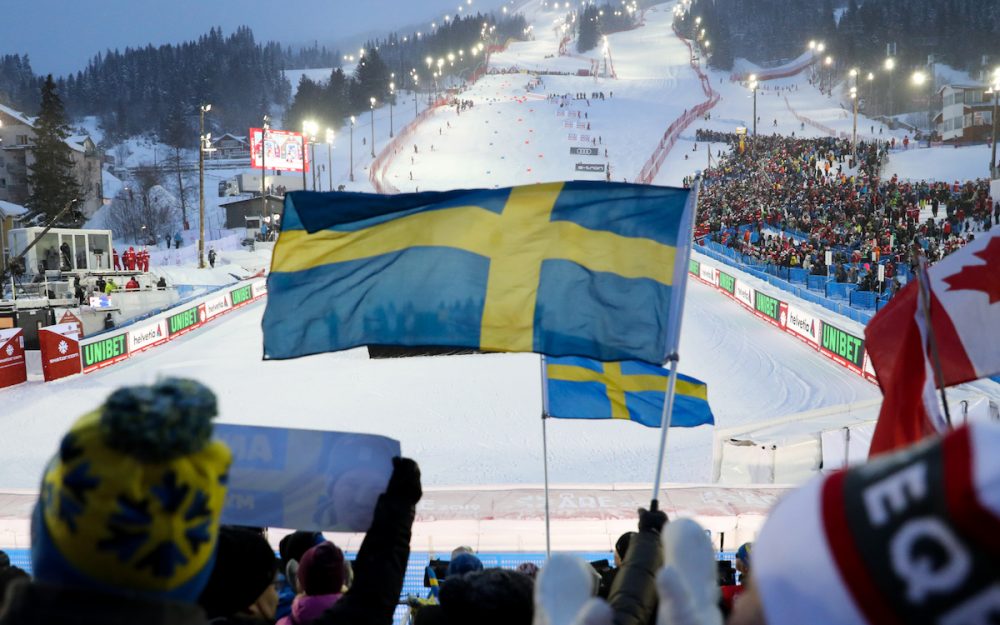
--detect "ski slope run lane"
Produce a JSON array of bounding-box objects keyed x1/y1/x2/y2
[{"x1": 0, "y1": 279, "x2": 878, "y2": 490}]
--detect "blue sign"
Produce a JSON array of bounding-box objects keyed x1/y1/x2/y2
[{"x1": 215, "y1": 424, "x2": 400, "y2": 532}]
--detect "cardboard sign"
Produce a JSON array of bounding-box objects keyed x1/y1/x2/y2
[
  {"x1": 0, "y1": 328, "x2": 27, "y2": 389},
  {"x1": 215, "y1": 424, "x2": 400, "y2": 532},
  {"x1": 39, "y1": 323, "x2": 82, "y2": 382},
  {"x1": 59, "y1": 310, "x2": 84, "y2": 338}
]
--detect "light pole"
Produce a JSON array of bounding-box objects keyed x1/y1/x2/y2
[
  {"x1": 261, "y1": 115, "x2": 270, "y2": 231},
  {"x1": 369, "y1": 97, "x2": 376, "y2": 158},
  {"x1": 413, "y1": 75, "x2": 420, "y2": 115},
  {"x1": 349, "y1": 116, "x2": 356, "y2": 182},
  {"x1": 911, "y1": 71, "x2": 933, "y2": 147},
  {"x1": 850, "y1": 69, "x2": 859, "y2": 160},
  {"x1": 748, "y1": 74, "x2": 758, "y2": 137},
  {"x1": 389, "y1": 81, "x2": 395, "y2": 138},
  {"x1": 198, "y1": 103, "x2": 211, "y2": 269},
  {"x1": 302, "y1": 120, "x2": 318, "y2": 190},
  {"x1": 885, "y1": 57, "x2": 896, "y2": 117},
  {"x1": 990, "y1": 68, "x2": 1000, "y2": 176},
  {"x1": 326, "y1": 128, "x2": 334, "y2": 191}
]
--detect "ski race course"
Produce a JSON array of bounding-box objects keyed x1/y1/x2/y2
[{"x1": 3, "y1": 0, "x2": 995, "y2": 539}]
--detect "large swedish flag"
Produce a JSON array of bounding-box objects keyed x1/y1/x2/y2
[
  {"x1": 545, "y1": 356, "x2": 713, "y2": 428},
  {"x1": 262, "y1": 181, "x2": 695, "y2": 363}
]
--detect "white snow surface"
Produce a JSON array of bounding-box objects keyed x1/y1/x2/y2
[{"x1": 7, "y1": 0, "x2": 985, "y2": 494}]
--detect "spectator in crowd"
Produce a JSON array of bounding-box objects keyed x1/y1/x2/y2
[
  {"x1": 199, "y1": 526, "x2": 280, "y2": 624},
  {"x1": 698, "y1": 133, "x2": 992, "y2": 304},
  {"x1": 0, "y1": 378, "x2": 232, "y2": 625},
  {"x1": 95, "y1": 275, "x2": 106, "y2": 294},
  {"x1": 418, "y1": 567, "x2": 534, "y2": 625},
  {"x1": 208, "y1": 248, "x2": 217, "y2": 269},
  {"x1": 104, "y1": 278, "x2": 117, "y2": 294},
  {"x1": 276, "y1": 542, "x2": 347, "y2": 625},
  {"x1": 125, "y1": 276, "x2": 140, "y2": 290},
  {"x1": 276, "y1": 530, "x2": 327, "y2": 619},
  {"x1": 729, "y1": 421, "x2": 1000, "y2": 625},
  {"x1": 157, "y1": 276, "x2": 167, "y2": 289},
  {"x1": 721, "y1": 543, "x2": 752, "y2": 615}
]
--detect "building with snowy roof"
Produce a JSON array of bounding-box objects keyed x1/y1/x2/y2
[{"x1": 0, "y1": 103, "x2": 104, "y2": 220}]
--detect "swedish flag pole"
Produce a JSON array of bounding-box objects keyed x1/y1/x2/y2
[
  {"x1": 651, "y1": 181, "x2": 700, "y2": 511},
  {"x1": 535, "y1": 183, "x2": 702, "y2": 553}
]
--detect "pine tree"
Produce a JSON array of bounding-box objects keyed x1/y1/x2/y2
[
  {"x1": 25, "y1": 75, "x2": 82, "y2": 226},
  {"x1": 578, "y1": 6, "x2": 600, "y2": 53}
]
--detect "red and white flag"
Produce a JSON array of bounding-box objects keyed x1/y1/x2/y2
[{"x1": 866, "y1": 227, "x2": 1000, "y2": 457}]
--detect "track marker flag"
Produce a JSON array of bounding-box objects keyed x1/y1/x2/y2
[
  {"x1": 543, "y1": 356, "x2": 714, "y2": 428},
  {"x1": 262, "y1": 182, "x2": 694, "y2": 365},
  {"x1": 865, "y1": 228, "x2": 1000, "y2": 457}
]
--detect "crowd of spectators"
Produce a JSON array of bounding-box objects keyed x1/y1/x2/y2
[
  {"x1": 696, "y1": 133, "x2": 998, "y2": 298},
  {"x1": 0, "y1": 378, "x2": 996, "y2": 625}
]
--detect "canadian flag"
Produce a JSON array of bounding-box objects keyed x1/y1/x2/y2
[{"x1": 866, "y1": 227, "x2": 1000, "y2": 457}]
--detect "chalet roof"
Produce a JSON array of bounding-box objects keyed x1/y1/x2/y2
[{"x1": 0, "y1": 200, "x2": 28, "y2": 217}]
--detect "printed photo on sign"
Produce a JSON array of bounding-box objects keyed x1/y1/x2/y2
[{"x1": 215, "y1": 424, "x2": 400, "y2": 532}]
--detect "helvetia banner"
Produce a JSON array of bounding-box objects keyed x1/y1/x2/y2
[
  {"x1": 128, "y1": 319, "x2": 169, "y2": 354},
  {"x1": 0, "y1": 328, "x2": 27, "y2": 389},
  {"x1": 39, "y1": 323, "x2": 82, "y2": 382},
  {"x1": 203, "y1": 293, "x2": 232, "y2": 319},
  {"x1": 783, "y1": 304, "x2": 822, "y2": 347}
]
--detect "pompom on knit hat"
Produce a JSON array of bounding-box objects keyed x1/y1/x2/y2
[
  {"x1": 31, "y1": 378, "x2": 232, "y2": 602},
  {"x1": 753, "y1": 421, "x2": 1000, "y2": 625}
]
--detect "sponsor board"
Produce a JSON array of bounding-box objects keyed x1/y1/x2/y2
[
  {"x1": 58, "y1": 310, "x2": 84, "y2": 338},
  {"x1": 39, "y1": 323, "x2": 82, "y2": 382},
  {"x1": 168, "y1": 306, "x2": 202, "y2": 337},
  {"x1": 783, "y1": 304, "x2": 821, "y2": 347},
  {"x1": 251, "y1": 280, "x2": 268, "y2": 299},
  {"x1": 689, "y1": 259, "x2": 700, "y2": 276},
  {"x1": 819, "y1": 322, "x2": 865, "y2": 373},
  {"x1": 0, "y1": 328, "x2": 27, "y2": 389},
  {"x1": 734, "y1": 280, "x2": 755, "y2": 309},
  {"x1": 128, "y1": 319, "x2": 169, "y2": 354},
  {"x1": 574, "y1": 162, "x2": 606, "y2": 173},
  {"x1": 82, "y1": 333, "x2": 129, "y2": 372},
  {"x1": 862, "y1": 350, "x2": 878, "y2": 383},
  {"x1": 699, "y1": 264, "x2": 716, "y2": 286},
  {"x1": 717, "y1": 271, "x2": 736, "y2": 295},
  {"x1": 230, "y1": 284, "x2": 254, "y2": 307},
  {"x1": 753, "y1": 291, "x2": 782, "y2": 327},
  {"x1": 203, "y1": 293, "x2": 232, "y2": 319},
  {"x1": 570, "y1": 147, "x2": 599, "y2": 155}
]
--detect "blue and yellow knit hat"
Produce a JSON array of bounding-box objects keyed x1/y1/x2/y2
[{"x1": 31, "y1": 378, "x2": 232, "y2": 602}]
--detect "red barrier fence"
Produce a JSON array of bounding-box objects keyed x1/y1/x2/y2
[
  {"x1": 635, "y1": 25, "x2": 721, "y2": 184},
  {"x1": 39, "y1": 323, "x2": 81, "y2": 382}
]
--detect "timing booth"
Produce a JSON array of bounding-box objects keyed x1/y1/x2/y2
[{"x1": 6, "y1": 227, "x2": 113, "y2": 278}]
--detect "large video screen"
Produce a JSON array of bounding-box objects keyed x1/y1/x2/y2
[{"x1": 250, "y1": 127, "x2": 308, "y2": 172}]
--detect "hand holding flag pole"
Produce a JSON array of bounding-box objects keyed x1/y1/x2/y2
[{"x1": 913, "y1": 245, "x2": 951, "y2": 428}]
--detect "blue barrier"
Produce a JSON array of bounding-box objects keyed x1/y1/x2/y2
[
  {"x1": 850, "y1": 290, "x2": 878, "y2": 309},
  {"x1": 807, "y1": 275, "x2": 830, "y2": 291},
  {"x1": 788, "y1": 268, "x2": 809, "y2": 284},
  {"x1": 697, "y1": 244, "x2": 876, "y2": 325},
  {"x1": 826, "y1": 282, "x2": 858, "y2": 300}
]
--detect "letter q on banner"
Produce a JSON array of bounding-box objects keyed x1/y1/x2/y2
[
  {"x1": 39, "y1": 323, "x2": 82, "y2": 382},
  {"x1": 0, "y1": 328, "x2": 27, "y2": 389}
]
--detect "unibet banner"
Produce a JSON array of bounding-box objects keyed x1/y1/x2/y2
[
  {"x1": 82, "y1": 333, "x2": 129, "y2": 372},
  {"x1": 754, "y1": 291, "x2": 782, "y2": 325},
  {"x1": 168, "y1": 306, "x2": 202, "y2": 336},
  {"x1": 689, "y1": 259, "x2": 700, "y2": 276},
  {"x1": 230, "y1": 284, "x2": 253, "y2": 307},
  {"x1": 717, "y1": 271, "x2": 736, "y2": 295},
  {"x1": 820, "y1": 322, "x2": 865, "y2": 370}
]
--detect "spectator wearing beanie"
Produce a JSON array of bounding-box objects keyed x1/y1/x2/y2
[
  {"x1": 0, "y1": 378, "x2": 232, "y2": 625},
  {"x1": 310, "y1": 457, "x2": 423, "y2": 625},
  {"x1": 419, "y1": 568, "x2": 534, "y2": 625},
  {"x1": 277, "y1": 542, "x2": 346, "y2": 625},
  {"x1": 446, "y1": 553, "x2": 484, "y2": 578},
  {"x1": 198, "y1": 525, "x2": 279, "y2": 624},
  {"x1": 277, "y1": 531, "x2": 326, "y2": 619}
]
